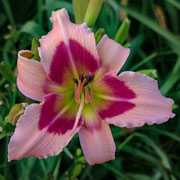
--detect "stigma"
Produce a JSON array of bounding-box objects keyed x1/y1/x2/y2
[{"x1": 73, "y1": 73, "x2": 94, "y2": 104}]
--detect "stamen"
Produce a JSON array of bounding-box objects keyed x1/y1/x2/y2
[
  {"x1": 90, "y1": 74, "x2": 94, "y2": 82},
  {"x1": 83, "y1": 74, "x2": 92, "y2": 87},
  {"x1": 73, "y1": 78, "x2": 78, "y2": 85},
  {"x1": 74, "y1": 73, "x2": 94, "y2": 104},
  {"x1": 74, "y1": 83, "x2": 80, "y2": 103},
  {"x1": 85, "y1": 82, "x2": 94, "y2": 103},
  {"x1": 79, "y1": 73, "x2": 84, "y2": 82},
  {"x1": 85, "y1": 86, "x2": 90, "y2": 104},
  {"x1": 74, "y1": 78, "x2": 86, "y2": 103}
]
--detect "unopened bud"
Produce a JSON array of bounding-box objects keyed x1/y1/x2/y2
[
  {"x1": 75, "y1": 157, "x2": 87, "y2": 164},
  {"x1": 115, "y1": 18, "x2": 130, "y2": 45},
  {"x1": 76, "y1": 148, "x2": 82, "y2": 156},
  {"x1": 5, "y1": 103, "x2": 28, "y2": 125},
  {"x1": 31, "y1": 38, "x2": 40, "y2": 61},
  {"x1": 72, "y1": 0, "x2": 88, "y2": 24},
  {"x1": 71, "y1": 164, "x2": 83, "y2": 179},
  {"x1": 95, "y1": 28, "x2": 105, "y2": 44},
  {"x1": 137, "y1": 69, "x2": 157, "y2": 79},
  {"x1": 84, "y1": 0, "x2": 104, "y2": 28}
]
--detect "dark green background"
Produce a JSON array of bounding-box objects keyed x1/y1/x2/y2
[{"x1": 0, "y1": 0, "x2": 180, "y2": 179}]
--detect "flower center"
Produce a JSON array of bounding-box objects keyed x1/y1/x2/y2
[{"x1": 73, "y1": 73, "x2": 94, "y2": 104}]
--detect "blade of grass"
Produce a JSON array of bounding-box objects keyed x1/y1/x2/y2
[
  {"x1": 39, "y1": 160, "x2": 47, "y2": 178},
  {"x1": 126, "y1": 173, "x2": 157, "y2": 180},
  {"x1": 117, "y1": 132, "x2": 171, "y2": 170},
  {"x1": 120, "y1": 145, "x2": 159, "y2": 164},
  {"x1": 160, "y1": 56, "x2": 180, "y2": 94},
  {"x1": 20, "y1": 21, "x2": 46, "y2": 37},
  {"x1": 120, "y1": 35, "x2": 144, "y2": 71},
  {"x1": 129, "y1": 52, "x2": 157, "y2": 71},
  {"x1": 102, "y1": 163, "x2": 131, "y2": 180},
  {"x1": 166, "y1": 0, "x2": 180, "y2": 10},
  {"x1": 53, "y1": 154, "x2": 62, "y2": 179},
  {"x1": 142, "y1": 127, "x2": 180, "y2": 143},
  {"x1": 119, "y1": 4, "x2": 180, "y2": 55},
  {"x1": 64, "y1": 147, "x2": 73, "y2": 159},
  {"x1": 1, "y1": 0, "x2": 16, "y2": 28},
  {"x1": 80, "y1": 165, "x2": 92, "y2": 180},
  {"x1": 37, "y1": 0, "x2": 43, "y2": 27}
]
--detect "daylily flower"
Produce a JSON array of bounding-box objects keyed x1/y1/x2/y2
[{"x1": 8, "y1": 9, "x2": 175, "y2": 165}]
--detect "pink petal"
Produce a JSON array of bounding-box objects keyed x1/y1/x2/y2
[
  {"x1": 93, "y1": 72, "x2": 136, "y2": 118},
  {"x1": 39, "y1": 93, "x2": 83, "y2": 134},
  {"x1": 17, "y1": 50, "x2": 49, "y2": 101},
  {"x1": 39, "y1": 8, "x2": 99, "y2": 85},
  {"x1": 79, "y1": 104, "x2": 115, "y2": 165},
  {"x1": 97, "y1": 35, "x2": 130, "y2": 74},
  {"x1": 93, "y1": 72, "x2": 175, "y2": 128},
  {"x1": 8, "y1": 93, "x2": 83, "y2": 161}
]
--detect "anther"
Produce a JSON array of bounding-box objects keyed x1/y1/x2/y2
[
  {"x1": 83, "y1": 74, "x2": 91, "y2": 87},
  {"x1": 73, "y1": 78, "x2": 78, "y2": 85},
  {"x1": 90, "y1": 74, "x2": 94, "y2": 82},
  {"x1": 74, "y1": 73, "x2": 95, "y2": 104},
  {"x1": 79, "y1": 73, "x2": 84, "y2": 82}
]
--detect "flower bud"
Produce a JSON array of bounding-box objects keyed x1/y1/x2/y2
[
  {"x1": 76, "y1": 148, "x2": 82, "y2": 156},
  {"x1": 31, "y1": 38, "x2": 40, "y2": 61},
  {"x1": 5, "y1": 103, "x2": 28, "y2": 125},
  {"x1": 71, "y1": 164, "x2": 83, "y2": 179},
  {"x1": 95, "y1": 28, "x2": 105, "y2": 44},
  {"x1": 72, "y1": 0, "x2": 88, "y2": 24},
  {"x1": 115, "y1": 18, "x2": 130, "y2": 45},
  {"x1": 137, "y1": 69, "x2": 157, "y2": 79},
  {"x1": 84, "y1": 0, "x2": 104, "y2": 28},
  {"x1": 75, "y1": 157, "x2": 87, "y2": 164}
]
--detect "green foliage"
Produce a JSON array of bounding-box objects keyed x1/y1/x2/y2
[
  {"x1": 0, "y1": 62, "x2": 15, "y2": 83},
  {"x1": 115, "y1": 18, "x2": 131, "y2": 45},
  {"x1": 0, "y1": 0, "x2": 180, "y2": 179},
  {"x1": 95, "y1": 28, "x2": 105, "y2": 44}
]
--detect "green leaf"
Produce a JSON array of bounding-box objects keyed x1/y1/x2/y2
[
  {"x1": 117, "y1": 133, "x2": 171, "y2": 170},
  {"x1": 102, "y1": 163, "x2": 130, "y2": 180},
  {"x1": 0, "y1": 13, "x2": 6, "y2": 28},
  {"x1": 53, "y1": 155, "x2": 62, "y2": 179},
  {"x1": 20, "y1": 21, "x2": 46, "y2": 37},
  {"x1": 119, "y1": 5, "x2": 180, "y2": 55},
  {"x1": 0, "y1": 132, "x2": 6, "y2": 140},
  {"x1": 1, "y1": 0, "x2": 16, "y2": 28},
  {"x1": 160, "y1": 56, "x2": 180, "y2": 94},
  {"x1": 63, "y1": 147, "x2": 73, "y2": 159},
  {"x1": 166, "y1": 0, "x2": 180, "y2": 10},
  {"x1": 130, "y1": 52, "x2": 157, "y2": 71},
  {"x1": 0, "y1": 174, "x2": 6, "y2": 180},
  {"x1": 0, "y1": 62, "x2": 15, "y2": 83}
]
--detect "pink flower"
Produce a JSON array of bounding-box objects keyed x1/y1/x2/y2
[{"x1": 8, "y1": 9, "x2": 175, "y2": 165}]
